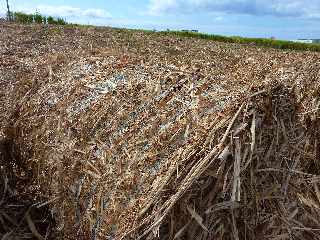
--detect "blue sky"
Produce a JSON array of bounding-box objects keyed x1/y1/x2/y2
[{"x1": 1, "y1": 0, "x2": 319, "y2": 40}]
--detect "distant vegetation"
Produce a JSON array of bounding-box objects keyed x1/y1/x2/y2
[
  {"x1": 154, "y1": 30, "x2": 320, "y2": 52},
  {"x1": 12, "y1": 12, "x2": 67, "y2": 25}
]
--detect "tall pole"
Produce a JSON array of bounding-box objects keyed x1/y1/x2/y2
[{"x1": 6, "y1": 0, "x2": 11, "y2": 21}]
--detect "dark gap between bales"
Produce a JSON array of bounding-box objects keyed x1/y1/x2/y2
[{"x1": 0, "y1": 137, "x2": 56, "y2": 240}]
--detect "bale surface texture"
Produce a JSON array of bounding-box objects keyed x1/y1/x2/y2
[{"x1": 1, "y1": 22, "x2": 320, "y2": 239}]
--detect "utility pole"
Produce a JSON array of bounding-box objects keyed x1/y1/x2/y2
[{"x1": 6, "y1": 0, "x2": 11, "y2": 21}]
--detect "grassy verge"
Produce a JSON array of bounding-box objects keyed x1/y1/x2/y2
[{"x1": 149, "y1": 30, "x2": 320, "y2": 52}]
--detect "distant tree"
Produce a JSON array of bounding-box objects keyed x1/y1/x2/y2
[
  {"x1": 27, "y1": 13, "x2": 33, "y2": 23},
  {"x1": 11, "y1": 11, "x2": 67, "y2": 26},
  {"x1": 47, "y1": 16, "x2": 55, "y2": 24},
  {"x1": 34, "y1": 12, "x2": 43, "y2": 24},
  {"x1": 14, "y1": 12, "x2": 34, "y2": 23},
  {"x1": 56, "y1": 17, "x2": 67, "y2": 25},
  {"x1": 47, "y1": 16, "x2": 54, "y2": 24}
]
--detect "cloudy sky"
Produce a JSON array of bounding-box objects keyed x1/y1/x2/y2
[{"x1": 1, "y1": 0, "x2": 319, "y2": 39}]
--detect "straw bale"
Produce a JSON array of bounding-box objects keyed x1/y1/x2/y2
[{"x1": 1, "y1": 22, "x2": 320, "y2": 239}]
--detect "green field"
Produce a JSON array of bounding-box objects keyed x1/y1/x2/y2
[{"x1": 144, "y1": 30, "x2": 320, "y2": 52}]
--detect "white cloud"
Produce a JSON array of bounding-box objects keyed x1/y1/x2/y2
[
  {"x1": 0, "y1": 1, "x2": 7, "y2": 17},
  {"x1": 148, "y1": 0, "x2": 320, "y2": 19},
  {"x1": 11, "y1": 5, "x2": 111, "y2": 19},
  {"x1": 148, "y1": 0, "x2": 179, "y2": 16},
  {"x1": 82, "y1": 8, "x2": 111, "y2": 18}
]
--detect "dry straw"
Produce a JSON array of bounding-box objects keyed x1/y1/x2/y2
[{"x1": 1, "y1": 22, "x2": 320, "y2": 239}]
